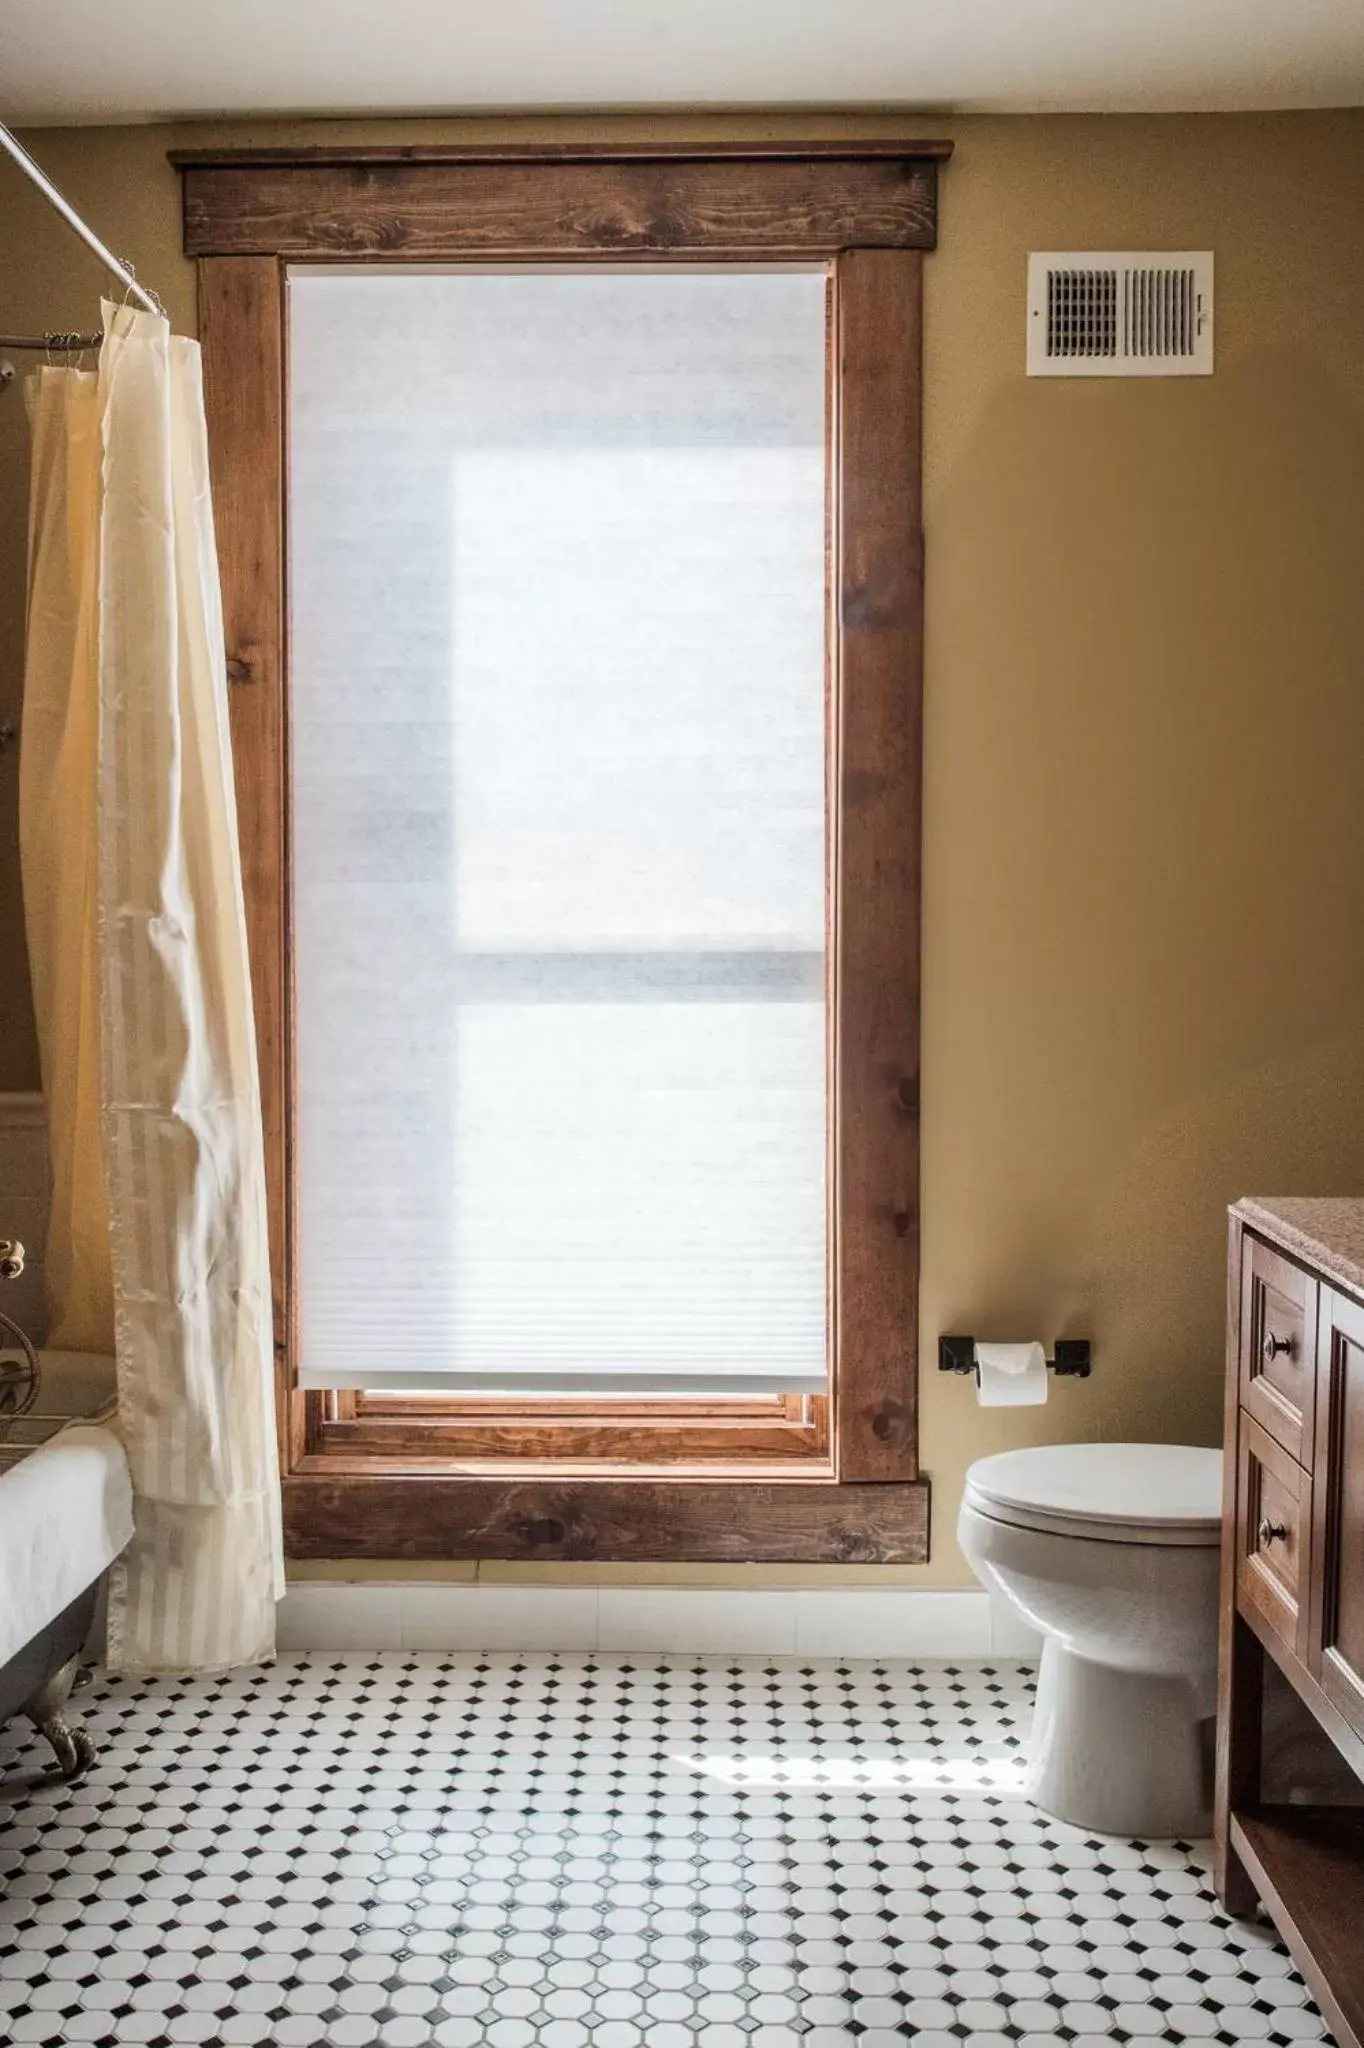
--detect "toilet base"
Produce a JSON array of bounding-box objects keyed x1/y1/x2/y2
[{"x1": 1028, "y1": 1637, "x2": 1213, "y2": 1839}]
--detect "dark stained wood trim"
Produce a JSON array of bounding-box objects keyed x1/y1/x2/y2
[
  {"x1": 196, "y1": 254, "x2": 303, "y2": 1468},
  {"x1": 283, "y1": 1473, "x2": 930, "y2": 1562},
  {"x1": 178, "y1": 155, "x2": 940, "y2": 259},
  {"x1": 171, "y1": 139, "x2": 953, "y2": 167},
  {"x1": 190, "y1": 149, "x2": 934, "y2": 1552},
  {"x1": 831, "y1": 249, "x2": 923, "y2": 1482}
]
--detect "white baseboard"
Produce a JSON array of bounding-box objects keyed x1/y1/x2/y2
[{"x1": 276, "y1": 1582, "x2": 1042, "y2": 1660}]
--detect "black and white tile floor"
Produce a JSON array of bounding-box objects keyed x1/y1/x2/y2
[{"x1": 0, "y1": 1654, "x2": 1331, "y2": 2047}]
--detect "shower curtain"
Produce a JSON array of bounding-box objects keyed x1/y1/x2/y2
[{"x1": 20, "y1": 303, "x2": 283, "y2": 1674}]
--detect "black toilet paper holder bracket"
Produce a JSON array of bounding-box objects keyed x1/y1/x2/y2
[{"x1": 939, "y1": 1335, "x2": 1092, "y2": 1379}]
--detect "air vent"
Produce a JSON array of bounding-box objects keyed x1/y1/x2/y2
[{"x1": 1027, "y1": 252, "x2": 1213, "y2": 377}]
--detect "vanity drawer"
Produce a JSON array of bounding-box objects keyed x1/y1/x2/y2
[
  {"x1": 1236, "y1": 1413, "x2": 1311, "y2": 1664},
  {"x1": 1238, "y1": 1235, "x2": 1317, "y2": 1463}
]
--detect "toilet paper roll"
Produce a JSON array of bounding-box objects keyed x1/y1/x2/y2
[{"x1": 974, "y1": 1340, "x2": 1048, "y2": 1407}]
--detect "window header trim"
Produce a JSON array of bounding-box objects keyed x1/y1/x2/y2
[
  {"x1": 174, "y1": 141, "x2": 947, "y2": 260},
  {"x1": 169, "y1": 139, "x2": 953, "y2": 167}
]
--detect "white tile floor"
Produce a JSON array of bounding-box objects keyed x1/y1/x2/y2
[{"x1": 0, "y1": 1654, "x2": 1332, "y2": 2047}]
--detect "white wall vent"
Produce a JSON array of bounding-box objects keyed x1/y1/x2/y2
[{"x1": 1027, "y1": 252, "x2": 1213, "y2": 377}]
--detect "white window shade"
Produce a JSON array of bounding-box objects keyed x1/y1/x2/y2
[{"x1": 288, "y1": 267, "x2": 829, "y2": 1397}]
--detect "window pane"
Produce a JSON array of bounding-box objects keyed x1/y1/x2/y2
[{"x1": 288, "y1": 267, "x2": 828, "y2": 1394}]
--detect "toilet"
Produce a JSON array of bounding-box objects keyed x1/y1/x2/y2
[{"x1": 958, "y1": 1442, "x2": 1223, "y2": 1839}]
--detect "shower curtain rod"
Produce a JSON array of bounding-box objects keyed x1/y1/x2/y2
[
  {"x1": 0, "y1": 120, "x2": 159, "y2": 350},
  {"x1": 0, "y1": 331, "x2": 103, "y2": 351}
]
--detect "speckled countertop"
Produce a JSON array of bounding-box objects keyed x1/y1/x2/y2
[{"x1": 1235, "y1": 1196, "x2": 1364, "y2": 1298}]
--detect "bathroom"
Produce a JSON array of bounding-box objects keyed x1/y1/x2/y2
[{"x1": 2, "y1": 5, "x2": 1364, "y2": 2045}]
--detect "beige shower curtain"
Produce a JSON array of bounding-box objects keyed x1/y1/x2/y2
[{"x1": 20, "y1": 303, "x2": 283, "y2": 1674}]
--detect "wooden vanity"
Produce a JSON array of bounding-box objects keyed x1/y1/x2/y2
[{"x1": 1218, "y1": 1198, "x2": 1364, "y2": 2048}]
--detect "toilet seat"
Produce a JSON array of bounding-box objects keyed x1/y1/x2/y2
[{"x1": 963, "y1": 1442, "x2": 1223, "y2": 1547}]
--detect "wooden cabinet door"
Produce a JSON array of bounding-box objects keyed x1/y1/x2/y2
[
  {"x1": 1308, "y1": 1286, "x2": 1364, "y2": 1739},
  {"x1": 1237, "y1": 1414, "x2": 1312, "y2": 1664},
  {"x1": 1240, "y1": 1235, "x2": 1317, "y2": 1464}
]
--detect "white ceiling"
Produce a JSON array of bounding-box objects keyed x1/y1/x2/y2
[{"x1": 2, "y1": 0, "x2": 1363, "y2": 123}]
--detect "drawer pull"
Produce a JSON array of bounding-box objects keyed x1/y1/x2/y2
[
  {"x1": 1262, "y1": 1329, "x2": 1296, "y2": 1362},
  {"x1": 1257, "y1": 1516, "x2": 1289, "y2": 1548}
]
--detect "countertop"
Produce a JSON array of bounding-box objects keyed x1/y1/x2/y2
[{"x1": 1235, "y1": 1196, "x2": 1364, "y2": 1299}]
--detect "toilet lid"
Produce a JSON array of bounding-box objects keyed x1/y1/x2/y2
[{"x1": 963, "y1": 1443, "x2": 1223, "y2": 1546}]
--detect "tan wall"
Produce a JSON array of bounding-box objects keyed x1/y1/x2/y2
[{"x1": 3, "y1": 109, "x2": 1363, "y2": 1587}]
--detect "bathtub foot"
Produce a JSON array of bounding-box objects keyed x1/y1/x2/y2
[{"x1": 23, "y1": 1655, "x2": 95, "y2": 1778}]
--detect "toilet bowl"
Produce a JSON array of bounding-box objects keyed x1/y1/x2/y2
[{"x1": 958, "y1": 1442, "x2": 1222, "y2": 1839}]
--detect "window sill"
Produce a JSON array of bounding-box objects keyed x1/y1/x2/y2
[{"x1": 282, "y1": 1468, "x2": 931, "y2": 1564}]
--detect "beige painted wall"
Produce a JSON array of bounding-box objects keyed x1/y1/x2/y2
[{"x1": 2, "y1": 109, "x2": 1363, "y2": 1587}]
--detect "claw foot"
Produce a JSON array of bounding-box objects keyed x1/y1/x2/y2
[{"x1": 22, "y1": 1654, "x2": 96, "y2": 1779}]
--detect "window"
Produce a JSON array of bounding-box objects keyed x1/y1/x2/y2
[
  {"x1": 289, "y1": 267, "x2": 829, "y2": 1405},
  {"x1": 181, "y1": 140, "x2": 945, "y2": 1561}
]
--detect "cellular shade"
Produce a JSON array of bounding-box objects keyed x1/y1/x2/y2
[{"x1": 288, "y1": 267, "x2": 829, "y2": 1397}]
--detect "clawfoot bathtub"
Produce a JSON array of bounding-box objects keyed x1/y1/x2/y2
[{"x1": 0, "y1": 1349, "x2": 133, "y2": 1778}]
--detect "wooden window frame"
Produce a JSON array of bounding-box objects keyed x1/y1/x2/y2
[
  {"x1": 323, "y1": 1387, "x2": 830, "y2": 1470},
  {"x1": 175, "y1": 139, "x2": 948, "y2": 1563}
]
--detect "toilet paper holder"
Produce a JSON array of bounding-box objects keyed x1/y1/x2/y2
[{"x1": 939, "y1": 1335, "x2": 1091, "y2": 1379}]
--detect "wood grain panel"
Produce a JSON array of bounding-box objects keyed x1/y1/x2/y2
[
  {"x1": 179, "y1": 156, "x2": 940, "y2": 258},
  {"x1": 196, "y1": 256, "x2": 296, "y2": 1457},
  {"x1": 1240, "y1": 1232, "x2": 1317, "y2": 1463},
  {"x1": 1310, "y1": 1286, "x2": 1364, "y2": 1742},
  {"x1": 1237, "y1": 1412, "x2": 1311, "y2": 1663},
  {"x1": 284, "y1": 1473, "x2": 930, "y2": 1562},
  {"x1": 832, "y1": 249, "x2": 923, "y2": 1482}
]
